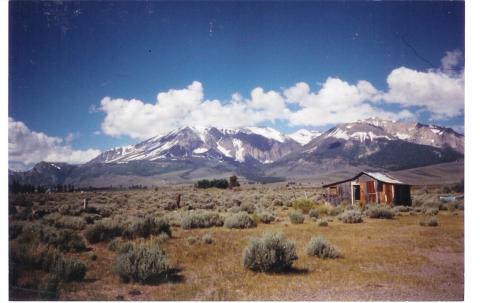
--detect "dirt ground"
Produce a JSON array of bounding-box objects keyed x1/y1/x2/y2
[
  {"x1": 9, "y1": 187, "x2": 464, "y2": 301},
  {"x1": 60, "y1": 212, "x2": 463, "y2": 301}
]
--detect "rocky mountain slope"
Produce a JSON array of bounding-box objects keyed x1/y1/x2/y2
[
  {"x1": 9, "y1": 119, "x2": 464, "y2": 186},
  {"x1": 88, "y1": 126, "x2": 301, "y2": 165},
  {"x1": 266, "y1": 118, "x2": 463, "y2": 176}
]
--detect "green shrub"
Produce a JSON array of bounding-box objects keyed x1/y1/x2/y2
[
  {"x1": 152, "y1": 233, "x2": 170, "y2": 246},
  {"x1": 339, "y1": 210, "x2": 363, "y2": 223},
  {"x1": 314, "y1": 204, "x2": 328, "y2": 215},
  {"x1": 17, "y1": 246, "x2": 87, "y2": 282},
  {"x1": 202, "y1": 233, "x2": 214, "y2": 244},
  {"x1": 186, "y1": 236, "x2": 198, "y2": 245},
  {"x1": 18, "y1": 223, "x2": 86, "y2": 252},
  {"x1": 293, "y1": 199, "x2": 316, "y2": 214},
  {"x1": 52, "y1": 257, "x2": 87, "y2": 281},
  {"x1": 328, "y1": 206, "x2": 343, "y2": 216},
  {"x1": 108, "y1": 238, "x2": 134, "y2": 254},
  {"x1": 43, "y1": 213, "x2": 86, "y2": 230},
  {"x1": 306, "y1": 237, "x2": 340, "y2": 259},
  {"x1": 89, "y1": 252, "x2": 97, "y2": 261},
  {"x1": 240, "y1": 202, "x2": 255, "y2": 214},
  {"x1": 58, "y1": 205, "x2": 83, "y2": 216},
  {"x1": 230, "y1": 206, "x2": 242, "y2": 213},
  {"x1": 82, "y1": 213, "x2": 102, "y2": 224},
  {"x1": 113, "y1": 242, "x2": 177, "y2": 284},
  {"x1": 243, "y1": 232, "x2": 298, "y2": 272},
  {"x1": 422, "y1": 201, "x2": 441, "y2": 211},
  {"x1": 38, "y1": 274, "x2": 60, "y2": 300},
  {"x1": 420, "y1": 216, "x2": 438, "y2": 227},
  {"x1": 424, "y1": 208, "x2": 439, "y2": 216},
  {"x1": 9, "y1": 221, "x2": 25, "y2": 240},
  {"x1": 308, "y1": 208, "x2": 321, "y2": 219},
  {"x1": 258, "y1": 212, "x2": 275, "y2": 224},
  {"x1": 317, "y1": 218, "x2": 328, "y2": 227},
  {"x1": 393, "y1": 205, "x2": 410, "y2": 213},
  {"x1": 288, "y1": 210, "x2": 305, "y2": 224},
  {"x1": 181, "y1": 211, "x2": 224, "y2": 229},
  {"x1": 273, "y1": 199, "x2": 283, "y2": 206},
  {"x1": 84, "y1": 220, "x2": 124, "y2": 243},
  {"x1": 57, "y1": 231, "x2": 87, "y2": 252},
  {"x1": 445, "y1": 200, "x2": 464, "y2": 212},
  {"x1": 365, "y1": 205, "x2": 395, "y2": 219},
  {"x1": 122, "y1": 216, "x2": 171, "y2": 239},
  {"x1": 224, "y1": 212, "x2": 257, "y2": 229}
]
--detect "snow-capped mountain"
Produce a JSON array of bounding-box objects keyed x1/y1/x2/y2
[
  {"x1": 9, "y1": 162, "x2": 77, "y2": 185},
  {"x1": 319, "y1": 118, "x2": 464, "y2": 153},
  {"x1": 268, "y1": 118, "x2": 464, "y2": 174},
  {"x1": 11, "y1": 120, "x2": 464, "y2": 186},
  {"x1": 88, "y1": 126, "x2": 301, "y2": 165},
  {"x1": 287, "y1": 129, "x2": 322, "y2": 145}
]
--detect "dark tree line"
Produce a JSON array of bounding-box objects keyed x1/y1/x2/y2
[
  {"x1": 195, "y1": 175, "x2": 240, "y2": 189},
  {"x1": 9, "y1": 180, "x2": 76, "y2": 194}
]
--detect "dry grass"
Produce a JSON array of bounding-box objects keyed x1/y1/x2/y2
[{"x1": 9, "y1": 186, "x2": 464, "y2": 300}]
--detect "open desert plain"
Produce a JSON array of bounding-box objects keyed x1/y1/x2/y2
[{"x1": 9, "y1": 184, "x2": 464, "y2": 301}]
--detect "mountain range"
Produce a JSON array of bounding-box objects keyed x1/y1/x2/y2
[{"x1": 9, "y1": 118, "x2": 464, "y2": 186}]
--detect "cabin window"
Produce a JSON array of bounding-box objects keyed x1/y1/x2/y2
[
  {"x1": 377, "y1": 181, "x2": 384, "y2": 192},
  {"x1": 329, "y1": 186, "x2": 338, "y2": 196}
]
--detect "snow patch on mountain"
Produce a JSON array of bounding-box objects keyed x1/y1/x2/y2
[
  {"x1": 232, "y1": 139, "x2": 245, "y2": 162},
  {"x1": 395, "y1": 133, "x2": 411, "y2": 140},
  {"x1": 216, "y1": 141, "x2": 232, "y2": 157},
  {"x1": 351, "y1": 131, "x2": 392, "y2": 142},
  {"x1": 326, "y1": 129, "x2": 350, "y2": 140},
  {"x1": 244, "y1": 127, "x2": 285, "y2": 142},
  {"x1": 50, "y1": 163, "x2": 61, "y2": 170},
  {"x1": 288, "y1": 129, "x2": 322, "y2": 145},
  {"x1": 430, "y1": 127, "x2": 442, "y2": 135},
  {"x1": 189, "y1": 126, "x2": 209, "y2": 142},
  {"x1": 193, "y1": 147, "x2": 208, "y2": 154}
]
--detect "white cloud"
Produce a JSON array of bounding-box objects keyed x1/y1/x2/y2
[
  {"x1": 380, "y1": 50, "x2": 464, "y2": 120},
  {"x1": 96, "y1": 50, "x2": 463, "y2": 138},
  {"x1": 285, "y1": 78, "x2": 412, "y2": 126},
  {"x1": 8, "y1": 118, "x2": 101, "y2": 171},
  {"x1": 99, "y1": 81, "x2": 291, "y2": 139},
  {"x1": 382, "y1": 66, "x2": 464, "y2": 119},
  {"x1": 441, "y1": 49, "x2": 463, "y2": 73}
]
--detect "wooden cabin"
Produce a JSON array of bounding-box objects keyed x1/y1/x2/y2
[{"x1": 322, "y1": 171, "x2": 411, "y2": 206}]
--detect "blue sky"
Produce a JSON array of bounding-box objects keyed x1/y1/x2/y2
[{"x1": 8, "y1": 1, "x2": 464, "y2": 169}]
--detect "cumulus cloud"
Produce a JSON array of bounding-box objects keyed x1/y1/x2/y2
[
  {"x1": 382, "y1": 66, "x2": 464, "y2": 119},
  {"x1": 380, "y1": 50, "x2": 464, "y2": 120},
  {"x1": 285, "y1": 78, "x2": 412, "y2": 126},
  {"x1": 9, "y1": 118, "x2": 101, "y2": 171},
  {"x1": 99, "y1": 81, "x2": 291, "y2": 139},
  {"x1": 96, "y1": 50, "x2": 463, "y2": 138},
  {"x1": 441, "y1": 49, "x2": 464, "y2": 73}
]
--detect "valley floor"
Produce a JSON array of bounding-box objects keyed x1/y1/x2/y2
[
  {"x1": 10, "y1": 187, "x2": 464, "y2": 301},
  {"x1": 64, "y1": 214, "x2": 463, "y2": 301}
]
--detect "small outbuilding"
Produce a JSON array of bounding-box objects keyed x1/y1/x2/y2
[{"x1": 322, "y1": 171, "x2": 411, "y2": 206}]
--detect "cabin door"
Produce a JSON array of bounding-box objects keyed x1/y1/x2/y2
[
  {"x1": 359, "y1": 184, "x2": 366, "y2": 203},
  {"x1": 353, "y1": 185, "x2": 360, "y2": 201},
  {"x1": 366, "y1": 181, "x2": 376, "y2": 203},
  {"x1": 384, "y1": 184, "x2": 393, "y2": 204}
]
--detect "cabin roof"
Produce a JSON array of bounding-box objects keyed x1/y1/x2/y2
[{"x1": 322, "y1": 171, "x2": 407, "y2": 188}]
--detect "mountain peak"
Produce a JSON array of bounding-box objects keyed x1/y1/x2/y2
[
  {"x1": 324, "y1": 119, "x2": 463, "y2": 152},
  {"x1": 288, "y1": 129, "x2": 322, "y2": 145},
  {"x1": 88, "y1": 125, "x2": 301, "y2": 165}
]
